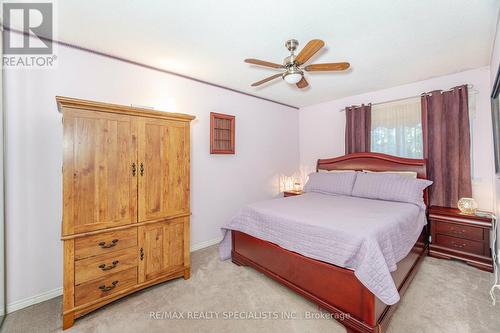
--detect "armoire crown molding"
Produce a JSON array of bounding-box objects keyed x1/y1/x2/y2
[{"x1": 56, "y1": 96, "x2": 196, "y2": 122}]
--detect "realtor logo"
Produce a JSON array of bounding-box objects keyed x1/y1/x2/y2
[
  {"x1": 3, "y1": 2, "x2": 53, "y2": 54},
  {"x1": 2, "y1": 1, "x2": 56, "y2": 67}
]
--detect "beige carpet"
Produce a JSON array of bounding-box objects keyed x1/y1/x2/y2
[{"x1": 2, "y1": 245, "x2": 500, "y2": 333}]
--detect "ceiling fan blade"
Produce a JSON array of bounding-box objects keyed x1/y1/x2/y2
[
  {"x1": 244, "y1": 58, "x2": 284, "y2": 69},
  {"x1": 295, "y1": 39, "x2": 325, "y2": 65},
  {"x1": 251, "y1": 73, "x2": 283, "y2": 86},
  {"x1": 296, "y1": 77, "x2": 309, "y2": 89},
  {"x1": 305, "y1": 62, "x2": 350, "y2": 72}
]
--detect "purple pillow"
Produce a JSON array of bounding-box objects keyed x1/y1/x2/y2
[
  {"x1": 304, "y1": 172, "x2": 357, "y2": 196},
  {"x1": 352, "y1": 172, "x2": 432, "y2": 209}
]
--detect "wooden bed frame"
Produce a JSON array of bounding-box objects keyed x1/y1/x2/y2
[{"x1": 231, "y1": 152, "x2": 429, "y2": 333}]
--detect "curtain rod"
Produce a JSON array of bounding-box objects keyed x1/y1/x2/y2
[{"x1": 338, "y1": 84, "x2": 476, "y2": 112}]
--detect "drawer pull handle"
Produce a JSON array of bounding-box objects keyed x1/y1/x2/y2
[
  {"x1": 98, "y1": 260, "x2": 119, "y2": 271},
  {"x1": 99, "y1": 280, "x2": 118, "y2": 292},
  {"x1": 450, "y1": 228, "x2": 466, "y2": 234},
  {"x1": 451, "y1": 242, "x2": 467, "y2": 249},
  {"x1": 98, "y1": 239, "x2": 119, "y2": 248}
]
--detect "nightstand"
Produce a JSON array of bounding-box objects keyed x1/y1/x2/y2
[
  {"x1": 283, "y1": 190, "x2": 303, "y2": 197},
  {"x1": 429, "y1": 206, "x2": 494, "y2": 272}
]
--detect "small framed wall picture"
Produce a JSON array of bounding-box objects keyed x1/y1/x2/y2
[{"x1": 210, "y1": 112, "x2": 235, "y2": 154}]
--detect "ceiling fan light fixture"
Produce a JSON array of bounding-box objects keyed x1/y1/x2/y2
[
  {"x1": 283, "y1": 70, "x2": 303, "y2": 84},
  {"x1": 246, "y1": 39, "x2": 351, "y2": 89}
]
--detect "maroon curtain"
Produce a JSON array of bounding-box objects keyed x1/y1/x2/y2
[
  {"x1": 421, "y1": 85, "x2": 472, "y2": 207},
  {"x1": 345, "y1": 104, "x2": 372, "y2": 154}
]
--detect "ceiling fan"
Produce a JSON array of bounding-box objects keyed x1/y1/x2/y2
[{"x1": 244, "y1": 39, "x2": 350, "y2": 89}]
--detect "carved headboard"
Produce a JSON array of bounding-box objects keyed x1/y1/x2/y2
[{"x1": 316, "y1": 152, "x2": 427, "y2": 179}]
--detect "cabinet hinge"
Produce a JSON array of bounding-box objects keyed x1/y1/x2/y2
[{"x1": 140, "y1": 247, "x2": 144, "y2": 261}]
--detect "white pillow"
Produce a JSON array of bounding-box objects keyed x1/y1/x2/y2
[
  {"x1": 318, "y1": 169, "x2": 356, "y2": 173},
  {"x1": 362, "y1": 170, "x2": 418, "y2": 178},
  {"x1": 304, "y1": 172, "x2": 357, "y2": 196}
]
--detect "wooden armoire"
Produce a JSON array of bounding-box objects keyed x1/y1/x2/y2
[{"x1": 57, "y1": 97, "x2": 195, "y2": 329}]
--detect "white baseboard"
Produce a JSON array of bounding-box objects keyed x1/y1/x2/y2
[
  {"x1": 190, "y1": 236, "x2": 222, "y2": 252},
  {"x1": 6, "y1": 237, "x2": 222, "y2": 313},
  {"x1": 7, "y1": 287, "x2": 62, "y2": 314}
]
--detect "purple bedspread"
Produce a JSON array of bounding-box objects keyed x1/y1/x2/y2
[{"x1": 219, "y1": 192, "x2": 426, "y2": 305}]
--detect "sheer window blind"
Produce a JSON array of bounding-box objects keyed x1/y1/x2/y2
[{"x1": 370, "y1": 98, "x2": 423, "y2": 158}]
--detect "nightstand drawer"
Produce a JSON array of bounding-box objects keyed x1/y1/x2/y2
[
  {"x1": 434, "y1": 220, "x2": 483, "y2": 241},
  {"x1": 434, "y1": 234, "x2": 483, "y2": 256}
]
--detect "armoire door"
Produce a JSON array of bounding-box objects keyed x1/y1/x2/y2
[
  {"x1": 138, "y1": 218, "x2": 185, "y2": 283},
  {"x1": 137, "y1": 118, "x2": 189, "y2": 222},
  {"x1": 62, "y1": 109, "x2": 138, "y2": 235}
]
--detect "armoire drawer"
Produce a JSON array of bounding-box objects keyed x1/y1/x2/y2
[
  {"x1": 75, "y1": 248, "x2": 138, "y2": 285},
  {"x1": 75, "y1": 228, "x2": 138, "y2": 260},
  {"x1": 75, "y1": 267, "x2": 138, "y2": 306}
]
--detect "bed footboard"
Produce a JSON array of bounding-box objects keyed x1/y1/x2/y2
[{"x1": 231, "y1": 229, "x2": 427, "y2": 333}]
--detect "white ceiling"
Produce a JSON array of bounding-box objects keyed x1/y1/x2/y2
[{"x1": 50, "y1": 0, "x2": 500, "y2": 107}]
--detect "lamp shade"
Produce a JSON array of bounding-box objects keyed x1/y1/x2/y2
[
  {"x1": 283, "y1": 72, "x2": 302, "y2": 84},
  {"x1": 457, "y1": 197, "x2": 478, "y2": 215}
]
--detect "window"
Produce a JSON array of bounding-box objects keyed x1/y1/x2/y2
[
  {"x1": 370, "y1": 91, "x2": 475, "y2": 177},
  {"x1": 370, "y1": 98, "x2": 423, "y2": 158},
  {"x1": 210, "y1": 112, "x2": 235, "y2": 154}
]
